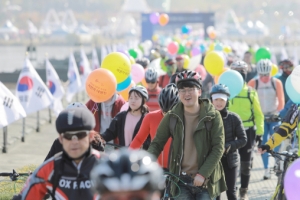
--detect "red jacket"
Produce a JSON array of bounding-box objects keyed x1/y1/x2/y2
[
  {"x1": 129, "y1": 110, "x2": 172, "y2": 169},
  {"x1": 146, "y1": 85, "x2": 161, "y2": 112},
  {"x1": 158, "y1": 75, "x2": 170, "y2": 88}
]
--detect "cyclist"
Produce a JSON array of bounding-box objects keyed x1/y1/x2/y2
[
  {"x1": 148, "y1": 70, "x2": 226, "y2": 199},
  {"x1": 210, "y1": 84, "x2": 247, "y2": 200},
  {"x1": 228, "y1": 60, "x2": 264, "y2": 200},
  {"x1": 243, "y1": 51, "x2": 257, "y2": 83},
  {"x1": 158, "y1": 58, "x2": 176, "y2": 88},
  {"x1": 45, "y1": 102, "x2": 104, "y2": 160},
  {"x1": 90, "y1": 148, "x2": 165, "y2": 200},
  {"x1": 175, "y1": 55, "x2": 185, "y2": 73},
  {"x1": 259, "y1": 104, "x2": 300, "y2": 155},
  {"x1": 100, "y1": 86, "x2": 150, "y2": 149},
  {"x1": 144, "y1": 67, "x2": 162, "y2": 111},
  {"x1": 136, "y1": 57, "x2": 150, "y2": 69},
  {"x1": 130, "y1": 83, "x2": 179, "y2": 169},
  {"x1": 14, "y1": 107, "x2": 100, "y2": 200},
  {"x1": 248, "y1": 59, "x2": 285, "y2": 179},
  {"x1": 278, "y1": 59, "x2": 294, "y2": 103}
]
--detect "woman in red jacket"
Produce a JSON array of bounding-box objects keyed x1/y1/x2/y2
[{"x1": 129, "y1": 83, "x2": 179, "y2": 169}]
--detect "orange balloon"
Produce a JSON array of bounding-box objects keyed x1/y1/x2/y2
[
  {"x1": 141, "y1": 78, "x2": 147, "y2": 87},
  {"x1": 86, "y1": 68, "x2": 117, "y2": 103},
  {"x1": 209, "y1": 31, "x2": 217, "y2": 39},
  {"x1": 214, "y1": 68, "x2": 229, "y2": 84},
  {"x1": 159, "y1": 14, "x2": 169, "y2": 26},
  {"x1": 118, "y1": 81, "x2": 136, "y2": 101}
]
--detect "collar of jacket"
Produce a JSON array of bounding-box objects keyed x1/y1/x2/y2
[
  {"x1": 62, "y1": 146, "x2": 92, "y2": 162},
  {"x1": 169, "y1": 98, "x2": 216, "y2": 123}
]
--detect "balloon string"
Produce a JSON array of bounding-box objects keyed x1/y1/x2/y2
[{"x1": 93, "y1": 103, "x2": 98, "y2": 115}]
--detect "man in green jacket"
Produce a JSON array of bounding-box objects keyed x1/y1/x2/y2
[
  {"x1": 228, "y1": 60, "x2": 264, "y2": 200},
  {"x1": 148, "y1": 70, "x2": 227, "y2": 199}
]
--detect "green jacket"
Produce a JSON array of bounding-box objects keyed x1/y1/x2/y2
[
  {"x1": 228, "y1": 83, "x2": 264, "y2": 135},
  {"x1": 148, "y1": 99, "x2": 227, "y2": 198}
]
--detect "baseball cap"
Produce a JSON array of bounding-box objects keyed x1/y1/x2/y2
[
  {"x1": 211, "y1": 93, "x2": 228, "y2": 101},
  {"x1": 56, "y1": 107, "x2": 95, "y2": 134}
]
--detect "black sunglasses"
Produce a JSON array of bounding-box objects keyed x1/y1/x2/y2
[
  {"x1": 62, "y1": 131, "x2": 89, "y2": 140},
  {"x1": 146, "y1": 81, "x2": 156, "y2": 84}
]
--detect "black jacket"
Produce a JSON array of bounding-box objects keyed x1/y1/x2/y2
[
  {"x1": 45, "y1": 138, "x2": 62, "y2": 161},
  {"x1": 101, "y1": 111, "x2": 150, "y2": 149},
  {"x1": 221, "y1": 109, "x2": 247, "y2": 169}
]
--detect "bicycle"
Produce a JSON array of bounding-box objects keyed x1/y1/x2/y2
[
  {"x1": 269, "y1": 150, "x2": 299, "y2": 200},
  {"x1": 0, "y1": 169, "x2": 31, "y2": 199}
]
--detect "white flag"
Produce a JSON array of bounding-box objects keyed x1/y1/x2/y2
[
  {"x1": 46, "y1": 59, "x2": 65, "y2": 99},
  {"x1": 100, "y1": 46, "x2": 108, "y2": 63},
  {"x1": 51, "y1": 98, "x2": 64, "y2": 116},
  {"x1": 79, "y1": 49, "x2": 92, "y2": 91},
  {"x1": 16, "y1": 58, "x2": 53, "y2": 115},
  {"x1": 92, "y1": 48, "x2": 99, "y2": 70},
  {"x1": 0, "y1": 82, "x2": 26, "y2": 128},
  {"x1": 66, "y1": 53, "x2": 81, "y2": 102},
  {"x1": 293, "y1": 46, "x2": 299, "y2": 66}
]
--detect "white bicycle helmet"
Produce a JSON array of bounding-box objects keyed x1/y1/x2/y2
[
  {"x1": 256, "y1": 59, "x2": 272, "y2": 75},
  {"x1": 230, "y1": 60, "x2": 248, "y2": 71},
  {"x1": 67, "y1": 102, "x2": 87, "y2": 109},
  {"x1": 129, "y1": 85, "x2": 149, "y2": 100},
  {"x1": 145, "y1": 67, "x2": 158, "y2": 83}
]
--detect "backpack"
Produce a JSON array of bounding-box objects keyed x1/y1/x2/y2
[{"x1": 255, "y1": 77, "x2": 276, "y2": 91}]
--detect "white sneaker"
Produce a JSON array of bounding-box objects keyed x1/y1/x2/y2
[{"x1": 263, "y1": 169, "x2": 270, "y2": 180}]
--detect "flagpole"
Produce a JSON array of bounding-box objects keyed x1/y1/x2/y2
[
  {"x1": 22, "y1": 118, "x2": 25, "y2": 142},
  {"x1": 49, "y1": 107, "x2": 52, "y2": 123},
  {"x1": 36, "y1": 111, "x2": 40, "y2": 132},
  {"x1": 2, "y1": 126, "x2": 7, "y2": 153}
]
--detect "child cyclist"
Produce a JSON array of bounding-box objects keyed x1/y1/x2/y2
[{"x1": 210, "y1": 84, "x2": 247, "y2": 200}]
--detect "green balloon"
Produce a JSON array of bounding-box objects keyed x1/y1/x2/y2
[
  {"x1": 255, "y1": 47, "x2": 271, "y2": 62},
  {"x1": 129, "y1": 49, "x2": 138, "y2": 59},
  {"x1": 177, "y1": 44, "x2": 185, "y2": 54}
]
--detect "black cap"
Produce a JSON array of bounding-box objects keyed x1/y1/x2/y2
[
  {"x1": 164, "y1": 58, "x2": 175, "y2": 66},
  {"x1": 56, "y1": 107, "x2": 95, "y2": 134}
]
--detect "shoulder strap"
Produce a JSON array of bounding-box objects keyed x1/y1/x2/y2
[
  {"x1": 255, "y1": 79, "x2": 258, "y2": 90},
  {"x1": 169, "y1": 115, "x2": 177, "y2": 138},
  {"x1": 271, "y1": 77, "x2": 276, "y2": 91}
]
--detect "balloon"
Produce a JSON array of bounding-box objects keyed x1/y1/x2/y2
[
  {"x1": 191, "y1": 47, "x2": 201, "y2": 56},
  {"x1": 129, "y1": 56, "x2": 135, "y2": 64},
  {"x1": 117, "y1": 76, "x2": 131, "y2": 92},
  {"x1": 194, "y1": 65, "x2": 207, "y2": 80},
  {"x1": 285, "y1": 76, "x2": 300, "y2": 104},
  {"x1": 149, "y1": 12, "x2": 159, "y2": 24},
  {"x1": 214, "y1": 67, "x2": 229, "y2": 84},
  {"x1": 200, "y1": 44, "x2": 206, "y2": 53},
  {"x1": 223, "y1": 45, "x2": 232, "y2": 53},
  {"x1": 118, "y1": 81, "x2": 136, "y2": 101},
  {"x1": 86, "y1": 68, "x2": 117, "y2": 103},
  {"x1": 131, "y1": 63, "x2": 145, "y2": 83},
  {"x1": 208, "y1": 43, "x2": 215, "y2": 52},
  {"x1": 152, "y1": 34, "x2": 159, "y2": 42},
  {"x1": 177, "y1": 44, "x2": 185, "y2": 54},
  {"x1": 183, "y1": 55, "x2": 190, "y2": 69},
  {"x1": 141, "y1": 78, "x2": 147, "y2": 87},
  {"x1": 219, "y1": 70, "x2": 244, "y2": 99},
  {"x1": 117, "y1": 50, "x2": 130, "y2": 59},
  {"x1": 167, "y1": 42, "x2": 179, "y2": 55},
  {"x1": 284, "y1": 158, "x2": 300, "y2": 200},
  {"x1": 208, "y1": 31, "x2": 217, "y2": 39},
  {"x1": 271, "y1": 64, "x2": 278, "y2": 77},
  {"x1": 255, "y1": 47, "x2": 271, "y2": 62},
  {"x1": 290, "y1": 65, "x2": 300, "y2": 93},
  {"x1": 206, "y1": 26, "x2": 215, "y2": 34},
  {"x1": 120, "y1": 102, "x2": 129, "y2": 112},
  {"x1": 214, "y1": 43, "x2": 223, "y2": 51},
  {"x1": 158, "y1": 14, "x2": 169, "y2": 26},
  {"x1": 204, "y1": 51, "x2": 225, "y2": 75},
  {"x1": 101, "y1": 52, "x2": 131, "y2": 83},
  {"x1": 181, "y1": 25, "x2": 191, "y2": 34},
  {"x1": 129, "y1": 49, "x2": 138, "y2": 59}
]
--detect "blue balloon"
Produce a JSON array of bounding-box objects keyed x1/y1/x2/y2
[
  {"x1": 200, "y1": 44, "x2": 206, "y2": 53},
  {"x1": 181, "y1": 25, "x2": 189, "y2": 34},
  {"x1": 214, "y1": 43, "x2": 223, "y2": 51},
  {"x1": 285, "y1": 76, "x2": 300, "y2": 103},
  {"x1": 218, "y1": 70, "x2": 244, "y2": 99},
  {"x1": 117, "y1": 76, "x2": 131, "y2": 92}
]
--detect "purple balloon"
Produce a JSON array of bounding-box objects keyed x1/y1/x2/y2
[
  {"x1": 117, "y1": 50, "x2": 130, "y2": 59},
  {"x1": 149, "y1": 12, "x2": 159, "y2": 24},
  {"x1": 191, "y1": 47, "x2": 201, "y2": 56},
  {"x1": 284, "y1": 158, "x2": 300, "y2": 200}
]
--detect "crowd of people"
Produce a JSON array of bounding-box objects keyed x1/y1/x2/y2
[{"x1": 12, "y1": 45, "x2": 299, "y2": 200}]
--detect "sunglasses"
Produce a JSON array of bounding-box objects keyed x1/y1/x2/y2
[
  {"x1": 146, "y1": 81, "x2": 156, "y2": 84},
  {"x1": 62, "y1": 131, "x2": 89, "y2": 140}
]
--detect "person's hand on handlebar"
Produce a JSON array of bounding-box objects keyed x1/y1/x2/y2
[{"x1": 258, "y1": 144, "x2": 270, "y2": 154}]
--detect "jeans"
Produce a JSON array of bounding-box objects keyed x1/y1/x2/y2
[
  {"x1": 261, "y1": 120, "x2": 281, "y2": 169},
  {"x1": 177, "y1": 182, "x2": 211, "y2": 200}
]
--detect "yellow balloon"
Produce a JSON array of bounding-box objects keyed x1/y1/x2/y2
[
  {"x1": 183, "y1": 55, "x2": 190, "y2": 69},
  {"x1": 129, "y1": 56, "x2": 135, "y2": 64},
  {"x1": 101, "y1": 52, "x2": 131, "y2": 83},
  {"x1": 204, "y1": 51, "x2": 225, "y2": 75},
  {"x1": 152, "y1": 34, "x2": 159, "y2": 42},
  {"x1": 271, "y1": 64, "x2": 278, "y2": 77},
  {"x1": 223, "y1": 46, "x2": 232, "y2": 53},
  {"x1": 209, "y1": 43, "x2": 215, "y2": 51}
]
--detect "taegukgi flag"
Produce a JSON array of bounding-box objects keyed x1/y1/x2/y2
[
  {"x1": 66, "y1": 53, "x2": 81, "y2": 102},
  {"x1": 79, "y1": 49, "x2": 91, "y2": 91}
]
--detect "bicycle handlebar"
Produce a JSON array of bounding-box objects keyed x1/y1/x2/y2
[
  {"x1": 0, "y1": 169, "x2": 30, "y2": 181},
  {"x1": 267, "y1": 150, "x2": 299, "y2": 160}
]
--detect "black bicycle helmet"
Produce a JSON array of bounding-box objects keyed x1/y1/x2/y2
[
  {"x1": 129, "y1": 85, "x2": 148, "y2": 100},
  {"x1": 175, "y1": 70, "x2": 202, "y2": 88},
  {"x1": 158, "y1": 83, "x2": 179, "y2": 113},
  {"x1": 90, "y1": 149, "x2": 165, "y2": 194},
  {"x1": 145, "y1": 68, "x2": 158, "y2": 83},
  {"x1": 209, "y1": 84, "x2": 230, "y2": 98},
  {"x1": 135, "y1": 57, "x2": 150, "y2": 69}
]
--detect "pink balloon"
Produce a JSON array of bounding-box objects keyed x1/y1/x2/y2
[
  {"x1": 167, "y1": 42, "x2": 179, "y2": 55},
  {"x1": 131, "y1": 64, "x2": 145, "y2": 83},
  {"x1": 120, "y1": 102, "x2": 129, "y2": 112},
  {"x1": 195, "y1": 65, "x2": 207, "y2": 80},
  {"x1": 149, "y1": 12, "x2": 159, "y2": 24}
]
